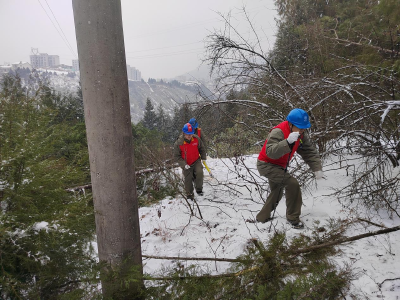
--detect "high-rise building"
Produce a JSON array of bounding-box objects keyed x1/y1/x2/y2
[
  {"x1": 29, "y1": 48, "x2": 60, "y2": 69},
  {"x1": 72, "y1": 59, "x2": 79, "y2": 72},
  {"x1": 126, "y1": 65, "x2": 142, "y2": 81}
]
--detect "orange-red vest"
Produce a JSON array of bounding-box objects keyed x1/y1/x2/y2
[
  {"x1": 180, "y1": 137, "x2": 200, "y2": 166},
  {"x1": 196, "y1": 128, "x2": 201, "y2": 138},
  {"x1": 258, "y1": 121, "x2": 301, "y2": 168}
]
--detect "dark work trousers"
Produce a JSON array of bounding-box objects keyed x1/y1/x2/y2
[
  {"x1": 256, "y1": 160, "x2": 302, "y2": 223},
  {"x1": 182, "y1": 159, "x2": 203, "y2": 196}
]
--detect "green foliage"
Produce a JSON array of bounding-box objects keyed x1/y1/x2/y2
[
  {"x1": 0, "y1": 75, "x2": 98, "y2": 299},
  {"x1": 141, "y1": 97, "x2": 157, "y2": 130},
  {"x1": 212, "y1": 120, "x2": 258, "y2": 158},
  {"x1": 131, "y1": 122, "x2": 166, "y2": 169},
  {"x1": 99, "y1": 263, "x2": 145, "y2": 300},
  {"x1": 139, "y1": 98, "x2": 177, "y2": 144},
  {"x1": 155, "y1": 104, "x2": 176, "y2": 144},
  {"x1": 272, "y1": 0, "x2": 400, "y2": 75},
  {"x1": 137, "y1": 173, "x2": 178, "y2": 207},
  {"x1": 144, "y1": 224, "x2": 353, "y2": 299},
  {"x1": 131, "y1": 122, "x2": 178, "y2": 205},
  {"x1": 188, "y1": 88, "x2": 251, "y2": 158},
  {"x1": 170, "y1": 100, "x2": 244, "y2": 159},
  {"x1": 277, "y1": 264, "x2": 349, "y2": 300}
]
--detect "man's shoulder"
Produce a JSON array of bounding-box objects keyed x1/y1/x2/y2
[
  {"x1": 270, "y1": 127, "x2": 283, "y2": 133},
  {"x1": 268, "y1": 128, "x2": 284, "y2": 139},
  {"x1": 174, "y1": 134, "x2": 185, "y2": 146},
  {"x1": 193, "y1": 134, "x2": 203, "y2": 146}
]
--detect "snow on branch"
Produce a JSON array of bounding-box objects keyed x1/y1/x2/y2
[{"x1": 380, "y1": 100, "x2": 400, "y2": 126}]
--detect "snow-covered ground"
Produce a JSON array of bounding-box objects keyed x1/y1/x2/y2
[{"x1": 139, "y1": 154, "x2": 400, "y2": 299}]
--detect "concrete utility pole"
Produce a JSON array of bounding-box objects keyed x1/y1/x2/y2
[{"x1": 72, "y1": 0, "x2": 143, "y2": 298}]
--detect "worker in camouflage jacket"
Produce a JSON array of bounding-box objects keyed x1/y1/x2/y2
[
  {"x1": 174, "y1": 122, "x2": 206, "y2": 199},
  {"x1": 256, "y1": 108, "x2": 324, "y2": 229}
]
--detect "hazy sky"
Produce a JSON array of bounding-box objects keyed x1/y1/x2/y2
[{"x1": 0, "y1": 0, "x2": 278, "y2": 80}]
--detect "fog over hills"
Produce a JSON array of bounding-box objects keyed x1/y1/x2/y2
[
  {"x1": 40, "y1": 71, "x2": 215, "y2": 123},
  {"x1": 127, "y1": 80, "x2": 211, "y2": 123},
  {"x1": 174, "y1": 63, "x2": 213, "y2": 83}
]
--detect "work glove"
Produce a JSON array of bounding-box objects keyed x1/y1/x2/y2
[
  {"x1": 287, "y1": 132, "x2": 300, "y2": 144},
  {"x1": 315, "y1": 170, "x2": 324, "y2": 180},
  {"x1": 184, "y1": 164, "x2": 191, "y2": 170}
]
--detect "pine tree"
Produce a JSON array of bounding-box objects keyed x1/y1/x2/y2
[
  {"x1": 142, "y1": 97, "x2": 157, "y2": 130},
  {"x1": 156, "y1": 104, "x2": 167, "y2": 130},
  {"x1": 156, "y1": 104, "x2": 176, "y2": 143},
  {"x1": 0, "y1": 75, "x2": 98, "y2": 299}
]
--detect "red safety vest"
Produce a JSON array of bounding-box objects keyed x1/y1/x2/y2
[
  {"x1": 258, "y1": 121, "x2": 301, "y2": 168},
  {"x1": 180, "y1": 137, "x2": 200, "y2": 166},
  {"x1": 196, "y1": 128, "x2": 201, "y2": 138}
]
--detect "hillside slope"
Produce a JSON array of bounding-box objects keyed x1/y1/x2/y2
[
  {"x1": 127, "y1": 80, "x2": 201, "y2": 123},
  {"x1": 45, "y1": 73, "x2": 213, "y2": 123},
  {"x1": 137, "y1": 154, "x2": 400, "y2": 299}
]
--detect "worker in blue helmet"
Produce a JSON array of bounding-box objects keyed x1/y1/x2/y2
[
  {"x1": 188, "y1": 118, "x2": 207, "y2": 155},
  {"x1": 174, "y1": 123, "x2": 206, "y2": 199},
  {"x1": 256, "y1": 108, "x2": 324, "y2": 229},
  {"x1": 286, "y1": 108, "x2": 311, "y2": 129}
]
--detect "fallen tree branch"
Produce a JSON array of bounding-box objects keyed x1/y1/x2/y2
[
  {"x1": 66, "y1": 163, "x2": 179, "y2": 192},
  {"x1": 379, "y1": 277, "x2": 400, "y2": 288},
  {"x1": 357, "y1": 217, "x2": 387, "y2": 229},
  {"x1": 291, "y1": 225, "x2": 400, "y2": 255},
  {"x1": 144, "y1": 266, "x2": 258, "y2": 281},
  {"x1": 144, "y1": 225, "x2": 400, "y2": 281},
  {"x1": 142, "y1": 254, "x2": 248, "y2": 263}
]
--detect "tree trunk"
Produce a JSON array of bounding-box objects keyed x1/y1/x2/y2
[{"x1": 72, "y1": 0, "x2": 143, "y2": 298}]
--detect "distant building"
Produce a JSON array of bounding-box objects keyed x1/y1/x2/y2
[
  {"x1": 126, "y1": 64, "x2": 141, "y2": 81},
  {"x1": 0, "y1": 62, "x2": 32, "y2": 75},
  {"x1": 0, "y1": 65, "x2": 12, "y2": 75},
  {"x1": 48, "y1": 55, "x2": 60, "y2": 67},
  {"x1": 30, "y1": 48, "x2": 60, "y2": 69},
  {"x1": 60, "y1": 64, "x2": 72, "y2": 70},
  {"x1": 11, "y1": 61, "x2": 32, "y2": 71},
  {"x1": 72, "y1": 59, "x2": 79, "y2": 72}
]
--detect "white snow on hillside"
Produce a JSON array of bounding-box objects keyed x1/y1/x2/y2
[
  {"x1": 28, "y1": 71, "x2": 205, "y2": 123},
  {"x1": 37, "y1": 68, "x2": 71, "y2": 75},
  {"x1": 138, "y1": 154, "x2": 400, "y2": 299},
  {"x1": 48, "y1": 74, "x2": 80, "y2": 94}
]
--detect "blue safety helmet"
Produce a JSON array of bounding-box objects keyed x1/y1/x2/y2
[
  {"x1": 286, "y1": 108, "x2": 311, "y2": 129},
  {"x1": 188, "y1": 118, "x2": 198, "y2": 129},
  {"x1": 182, "y1": 123, "x2": 195, "y2": 134}
]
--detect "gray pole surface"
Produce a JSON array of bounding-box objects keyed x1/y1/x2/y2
[{"x1": 72, "y1": 0, "x2": 143, "y2": 292}]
